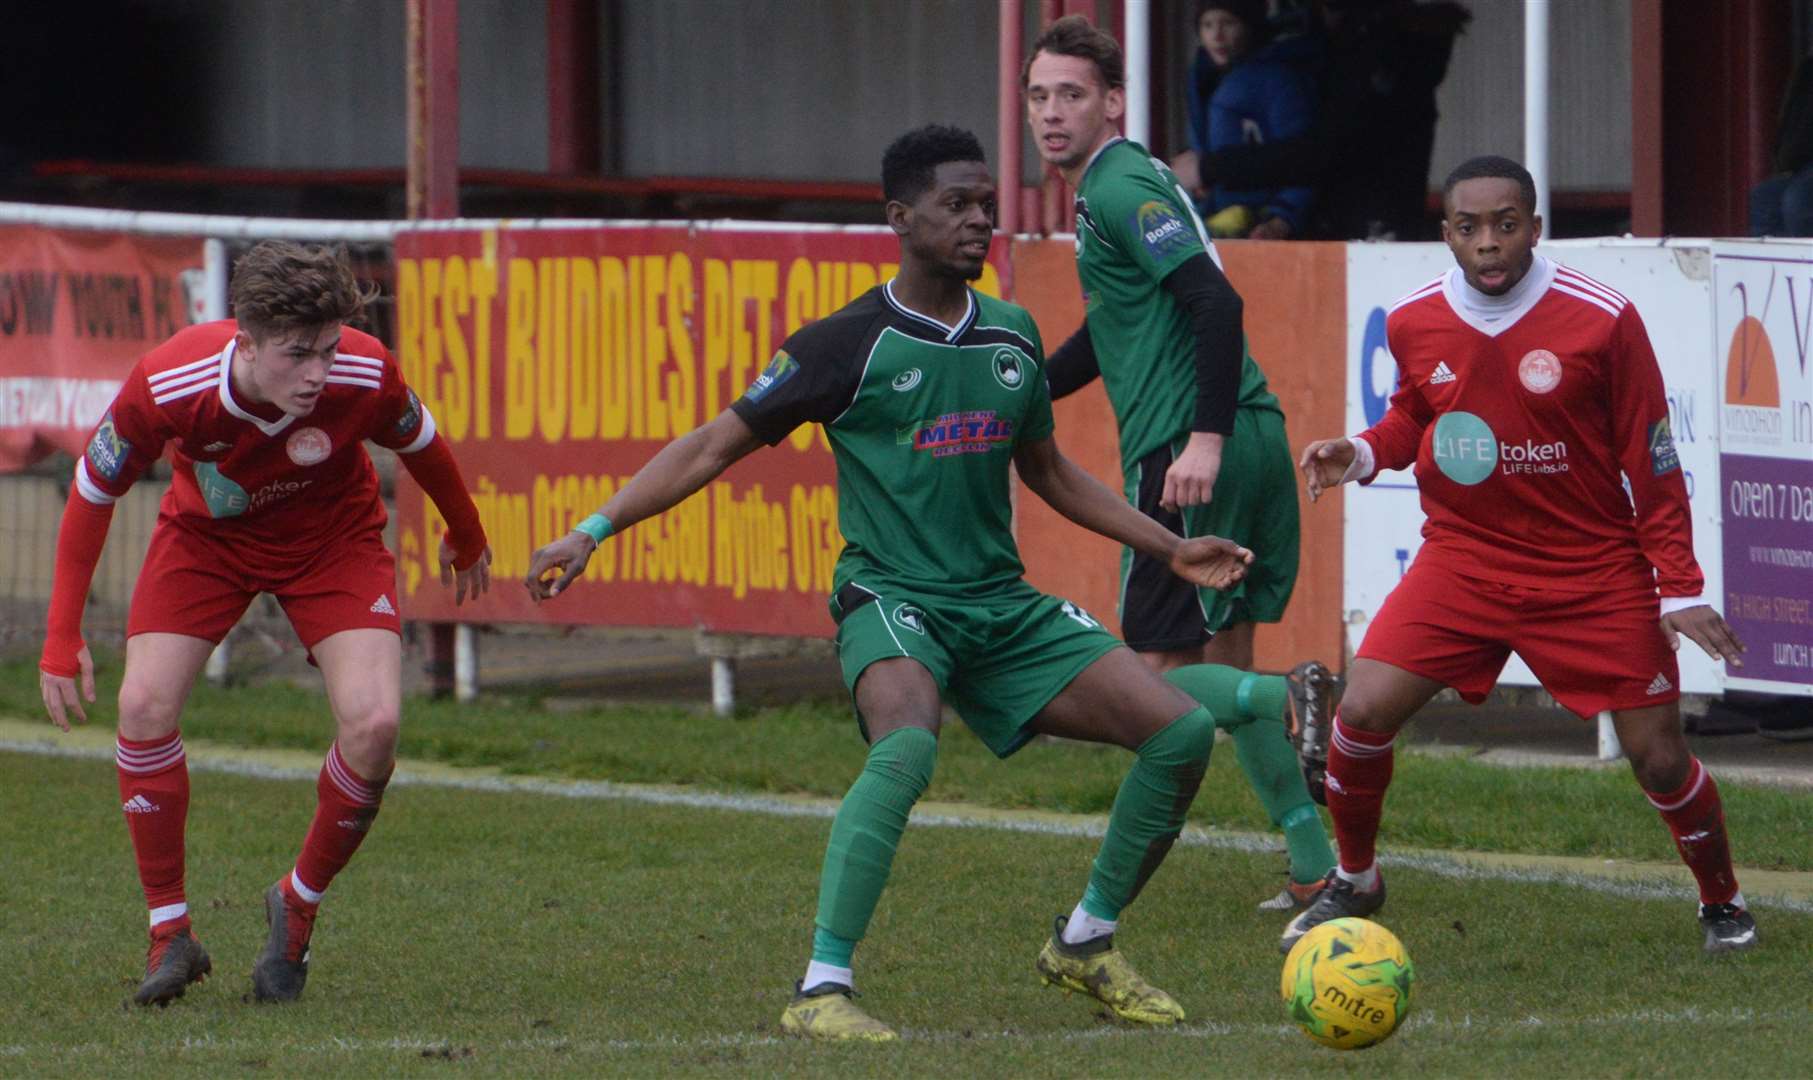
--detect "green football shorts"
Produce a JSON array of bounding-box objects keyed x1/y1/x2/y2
[
  {"x1": 829, "y1": 577, "x2": 1121, "y2": 757},
  {"x1": 1119, "y1": 404, "x2": 1300, "y2": 650}
]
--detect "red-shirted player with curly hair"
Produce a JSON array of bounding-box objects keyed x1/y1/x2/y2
[{"x1": 38, "y1": 241, "x2": 491, "y2": 1005}]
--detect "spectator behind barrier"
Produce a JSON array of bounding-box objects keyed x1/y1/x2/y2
[
  {"x1": 1187, "y1": 0, "x2": 1318, "y2": 240},
  {"x1": 1750, "y1": 50, "x2": 1813, "y2": 237},
  {"x1": 1189, "y1": 0, "x2": 1471, "y2": 241}
]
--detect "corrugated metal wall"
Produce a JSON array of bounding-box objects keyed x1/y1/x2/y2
[
  {"x1": 194, "y1": 0, "x2": 547, "y2": 171},
  {"x1": 78, "y1": 2, "x2": 1636, "y2": 192},
  {"x1": 616, "y1": 0, "x2": 1004, "y2": 182},
  {"x1": 1429, "y1": 0, "x2": 1632, "y2": 190}
]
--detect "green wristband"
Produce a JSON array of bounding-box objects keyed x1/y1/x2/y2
[{"x1": 575, "y1": 513, "x2": 614, "y2": 544}]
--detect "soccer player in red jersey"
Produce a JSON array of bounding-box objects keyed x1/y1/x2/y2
[
  {"x1": 1290, "y1": 156, "x2": 1755, "y2": 954},
  {"x1": 37, "y1": 241, "x2": 492, "y2": 1005}
]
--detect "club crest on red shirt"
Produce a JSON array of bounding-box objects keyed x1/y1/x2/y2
[
  {"x1": 286, "y1": 426, "x2": 332, "y2": 466},
  {"x1": 1518, "y1": 349, "x2": 1562, "y2": 394}
]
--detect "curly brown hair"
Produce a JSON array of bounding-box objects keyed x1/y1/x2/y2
[
  {"x1": 1023, "y1": 14, "x2": 1125, "y2": 91},
  {"x1": 230, "y1": 240, "x2": 375, "y2": 340}
]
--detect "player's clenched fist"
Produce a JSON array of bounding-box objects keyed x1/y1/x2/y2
[
  {"x1": 524, "y1": 532, "x2": 598, "y2": 601},
  {"x1": 1168, "y1": 534, "x2": 1253, "y2": 590}
]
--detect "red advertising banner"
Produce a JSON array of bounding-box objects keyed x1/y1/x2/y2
[
  {"x1": 0, "y1": 226, "x2": 205, "y2": 471},
  {"x1": 393, "y1": 224, "x2": 1007, "y2": 634}
]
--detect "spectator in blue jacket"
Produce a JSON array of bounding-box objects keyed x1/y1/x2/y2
[{"x1": 1179, "y1": 0, "x2": 1318, "y2": 240}]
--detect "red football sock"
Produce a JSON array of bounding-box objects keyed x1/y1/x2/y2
[
  {"x1": 1325, "y1": 714, "x2": 1397, "y2": 874},
  {"x1": 288, "y1": 742, "x2": 389, "y2": 907},
  {"x1": 1644, "y1": 758, "x2": 1740, "y2": 907},
  {"x1": 116, "y1": 732, "x2": 190, "y2": 929}
]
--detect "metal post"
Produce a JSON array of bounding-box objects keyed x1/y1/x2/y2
[
  {"x1": 1125, "y1": 0, "x2": 1150, "y2": 147},
  {"x1": 1596, "y1": 710, "x2": 1622, "y2": 762},
  {"x1": 406, "y1": 0, "x2": 460, "y2": 221},
  {"x1": 998, "y1": 0, "x2": 1023, "y2": 242},
  {"x1": 408, "y1": 0, "x2": 462, "y2": 696},
  {"x1": 454, "y1": 623, "x2": 478, "y2": 703},
  {"x1": 1523, "y1": 0, "x2": 1550, "y2": 224},
  {"x1": 711, "y1": 657, "x2": 736, "y2": 717},
  {"x1": 203, "y1": 236, "x2": 232, "y2": 687},
  {"x1": 547, "y1": 0, "x2": 601, "y2": 175}
]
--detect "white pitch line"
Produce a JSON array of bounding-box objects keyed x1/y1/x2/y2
[
  {"x1": 0, "y1": 1006, "x2": 1799, "y2": 1059},
  {"x1": 4, "y1": 737, "x2": 1810, "y2": 915}
]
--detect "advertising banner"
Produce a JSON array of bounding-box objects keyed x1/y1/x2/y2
[
  {"x1": 0, "y1": 226, "x2": 204, "y2": 471},
  {"x1": 1711, "y1": 243, "x2": 1813, "y2": 695},
  {"x1": 1344, "y1": 241, "x2": 1725, "y2": 695},
  {"x1": 392, "y1": 223, "x2": 1006, "y2": 635}
]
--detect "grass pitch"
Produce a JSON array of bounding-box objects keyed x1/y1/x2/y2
[
  {"x1": 4, "y1": 654, "x2": 1808, "y2": 872},
  {"x1": 2, "y1": 748, "x2": 1809, "y2": 1078}
]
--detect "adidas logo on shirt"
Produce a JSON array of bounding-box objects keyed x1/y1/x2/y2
[
  {"x1": 1646, "y1": 672, "x2": 1674, "y2": 696},
  {"x1": 122, "y1": 794, "x2": 160, "y2": 814},
  {"x1": 370, "y1": 594, "x2": 397, "y2": 616},
  {"x1": 1429, "y1": 361, "x2": 1457, "y2": 384}
]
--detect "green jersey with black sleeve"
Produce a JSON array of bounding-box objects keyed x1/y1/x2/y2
[
  {"x1": 1073, "y1": 137, "x2": 1280, "y2": 467},
  {"x1": 730, "y1": 281, "x2": 1051, "y2": 603}
]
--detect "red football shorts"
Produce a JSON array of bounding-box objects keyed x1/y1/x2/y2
[
  {"x1": 128, "y1": 519, "x2": 400, "y2": 649},
  {"x1": 1356, "y1": 558, "x2": 1681, "y2": 718}
]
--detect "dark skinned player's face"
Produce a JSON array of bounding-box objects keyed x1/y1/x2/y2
[
  {"x1": 899, "y1": 161, "x2": 997, "y2": 280},
  {"x1": 1441, "y1": 176, "x2": 1542, "y2": 297}
]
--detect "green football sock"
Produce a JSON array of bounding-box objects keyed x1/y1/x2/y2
[
  {"x1": 1168, "y1": 665, "x2": 1335, "y2": 885},
  {"x1": 1278, "y1": 804, "x2": 1335, "y2": 884},
  {"x1": 1163, "y1": 663, "x2": 1287, "y2": 726},
  {"x1": 1234, "y1": 727, "x2": 1336, "y2": 883},
  {"x1": 811, "y1": 925, "x2": 855, "y2": 969},
  {"x1": 1080, "y1": 706, "x2": 1214, "y2": 921},
  {"x1": 812, "y1": 726, "x2": 938, "y2": 953}
]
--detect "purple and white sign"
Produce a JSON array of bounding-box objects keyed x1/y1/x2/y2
[
  {"x1": 1720, "y1": 454, "x2": 1813, "y2": 684},
  {"x1": 1712, "y1": 243, "x2": 1813, "y2": 695}
]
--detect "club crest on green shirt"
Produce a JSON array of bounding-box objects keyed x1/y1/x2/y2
[{"x1": 991, "y1": 347, "x2": 1025, "y2": 391}]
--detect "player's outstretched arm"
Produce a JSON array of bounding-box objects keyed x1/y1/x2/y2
[
  {"x1": 525, "y1": 409, "x2": 765, "y2": 601},
  {"x1": 40, "y1": 486, "x2": 116, "y2": 731},
  {"x1": 1660, "y1": 605, "x2": 1747, "y2": 668},
  {"x1": 1013, "y1": 434, "x2": 1251, "y2": 589},
  {"x1": 396, "y1": 433, "x2": 492, "y2": 606}
]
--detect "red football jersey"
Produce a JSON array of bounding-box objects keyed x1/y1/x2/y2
[
  {"x1": 1362, "y1": 256, "x2": 1700, "y2": 598},
  {"x1": 76, "y1": 320, "x2": 434, "y2": 567}
]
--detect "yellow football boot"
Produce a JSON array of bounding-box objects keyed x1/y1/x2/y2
[
  {"x1": 779, "y1": 981, "x2": 899, "y2": 1042},
  {"x1": 1035, "y1": 917, "x2": 1185, "y2": 1025}
]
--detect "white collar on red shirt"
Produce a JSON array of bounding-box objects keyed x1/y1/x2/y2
[
  {"x1": 1441, "y1": 254, "x2": 1557, "y2": 338},
  {"x1": 217, "y1": 336, "x2": 299, "y2": 437}
]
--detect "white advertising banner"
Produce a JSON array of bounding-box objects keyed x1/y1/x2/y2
[
  {"x1": 1710, "y1": 242, "x2": 1813, "y2": 696},
  {"x1": 1342, "y1": 240, "x2": 1724, "y2": 696}
]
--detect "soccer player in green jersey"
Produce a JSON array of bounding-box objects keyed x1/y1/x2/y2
[
  {"x1": 526, "y1": 125, "x2": 1252, "y2": 1041},
  {"x1": 1025, "y1": 15, "x2": 1340, "y2": 911}
]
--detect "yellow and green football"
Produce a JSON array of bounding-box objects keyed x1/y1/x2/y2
[{"x1": 1280, "y1": 917, "x2": 1414, "y2": 1050}]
